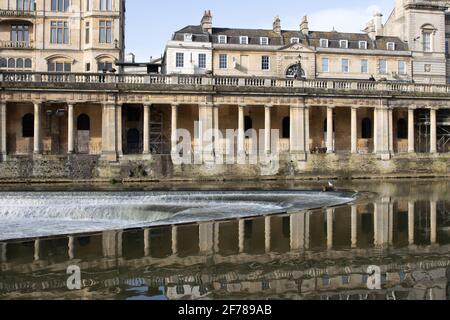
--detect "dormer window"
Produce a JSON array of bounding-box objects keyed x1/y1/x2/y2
[
  {"x1": 291, "y1": 37, "x2": 300, "y2": 44},
  {"x1": 320, "y1": 39, "x2": 328, "y2": 48},
  {"x1": 339, "y1": 40, "x2": 348, "y2": 49},
  {"x1": 218, "y1": 35, "x2": 227, "y2": 44},
  {"x1": 359, "y1": 41, "x2": 367, "y2": 49},
  {"x1": 260, "y1": 37, "x2": 269, "y2": 45},
  {"x1": 184, "y1": 33, "x2": 193, "y2": 42},
  {"x1": 387, "y1": 42, "x2": 396, "y2": 51},
  {"x1": 240, "y1": 36, "x2": 248, "y2": 45}
]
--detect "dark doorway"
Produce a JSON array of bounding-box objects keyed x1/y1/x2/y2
[
  {"x1": 126, "y1": 128, "x2": 141, "y2": 154},
  {"x1": 397, "y1": 118, "x2": 407, "y2": 139},
  {"x1": 282, "y1": 117, "x2": 290, "y2": 139},
  {"x1": 362, "y1": 118, "x2": 372, "y2": 139},
  {"x1": 22, "y1": 113, "x2": 34, "y2": 138},
  {"x1": 244, "y1": 116, "x2": 253, "y2": 133}
]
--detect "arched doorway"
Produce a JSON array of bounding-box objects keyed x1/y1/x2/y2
[
  {"x1": 76, "y1": 114, "x2": 90, "y2": 154},
  {"x1": 244, "y1": 116, "x2": 253, "y2": 133},
  {"x1": 126, "y1": 128, "x2": 141, "y2": 154}
]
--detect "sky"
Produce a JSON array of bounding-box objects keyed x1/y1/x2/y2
[{"x1": 125, "y1": 0, "x2": 395, "y2": 61}]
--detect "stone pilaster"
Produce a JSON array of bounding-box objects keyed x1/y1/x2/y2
[
  {"x1": 351, "y1": 107, "x2": 358, "y2": 154},
  {"x1": 326, "y1": 106, "x2": 334, "y2": 153},
  {"x1": 374, "y1": 104, "x2": 391, "y2": 160},
  {"x1": 408, "y1": 201, "x2": 415, "y2": 246},
  {"x1": 430, "y1": 108, "x2": 437, "y2": 154},
  {"x1": 142, "y1": 103, "x2": 152, "y2": 159},
  {"x1": 198, "y1": 103, "x2": 214, "y2": 163},
  {"x1": 290, "y1": 103, "x2": 307, "y2": 161},
  {"x1": 67, "y1": 103, "x2": 75, "y2": 154},
  {"x1": 171, "y1": 103, "x2": 178, "y2": 158},
  {"x1": 101, "y1": 102, "x2": 118, "y2": 161},
  {"x1": 116, "y1": 104, "x2": 123, "y2": 157},
  {"x1": 237, "y1": 105, "x2": 245, "y2": 159},
  {"x1": 0, "y1": 102, "x2": 6, "y2": 161},
  {"x1": 408, "y1": 107, "x2": 415, "y2": 153},
  {"x1": 264, "y1": 105, "x2": 272, "y2": 154},
  {"x1": 33, "y1": 102, "x2": 42, "y2": 155}
]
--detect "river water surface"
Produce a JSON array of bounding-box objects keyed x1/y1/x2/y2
[{"x1": 0, "y1": 180, "x2": 449, "y2": 300}]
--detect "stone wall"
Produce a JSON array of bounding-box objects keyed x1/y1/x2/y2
[{"x1": 0, "y1": 153, "x2": 448, "y2": 182}]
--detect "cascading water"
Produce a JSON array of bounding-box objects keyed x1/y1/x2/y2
[{"x1": 0, "y1": 190, "x2": 357, "y2": 241}]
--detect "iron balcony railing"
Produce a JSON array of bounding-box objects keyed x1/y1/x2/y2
[{"x1": 1, "y1": 71, "x2": 450, "y2": 95}]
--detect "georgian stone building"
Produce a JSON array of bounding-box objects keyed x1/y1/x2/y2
[{"x1": 0, "y1": 0, "x2": 125, "y2": 73}]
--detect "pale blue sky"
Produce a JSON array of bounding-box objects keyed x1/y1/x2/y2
[{"x1": 125, "y1": 0, "x2": 395, "y2": 61}]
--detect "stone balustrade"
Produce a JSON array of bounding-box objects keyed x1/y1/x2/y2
[
  {"x1": 2, "y1": 71, "x2": 450, "y2": 95},
  {"x1": 0, "y1": 9, "x2": 36, "y2": 17},
  {"x1": 0, "y1": 41, "x2": 33, "y2": 49}
]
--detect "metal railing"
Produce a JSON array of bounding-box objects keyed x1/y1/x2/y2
[
  {"x1": 1, "y1": 71, "x2": 450, "y2": 95},
  {"x1": 0, "y1": 9, "x2": 36, "y2": 17}
]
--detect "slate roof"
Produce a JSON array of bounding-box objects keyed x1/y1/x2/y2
[{"x1": 172, "y1": 25, "x2": 409, "y2": 51}]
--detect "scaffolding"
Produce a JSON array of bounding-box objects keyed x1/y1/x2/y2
[
  {"x1": 415, "y1": 109, "x2": 450, "y2": 153},
  {"x1": 150, "y1": 109, "x2": 169, "y2": 155}
]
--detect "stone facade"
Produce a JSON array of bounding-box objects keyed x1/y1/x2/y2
[{"x1": 0, "y1": 0, "x2": 125, "y2": 73}]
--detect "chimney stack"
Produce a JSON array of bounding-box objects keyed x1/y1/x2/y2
[
  {"x1": 273, "y1": 16, "x2": 281, "y2": 34},
  {"x1": 374, "y1": 12, "x2": 383, "y2": 36},
  {"x1": 201, "y1": 10, "x2": 213, "y2": 34},
  {"x1": 300, "y1": 15, "x2": 309, "y2": 36}
]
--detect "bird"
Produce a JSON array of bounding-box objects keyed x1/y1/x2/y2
[{"x1": 323, "y1": 181, "x2": 335, "y2": 192}]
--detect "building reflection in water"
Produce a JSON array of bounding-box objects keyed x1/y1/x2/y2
[{"x1": 0, "y1": 196, "x2": 450, "y2": 300}]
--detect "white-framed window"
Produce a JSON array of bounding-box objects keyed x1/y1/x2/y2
[
  {"x1": 261, "y1": 56, "x2": 270, "y2": 70},
  {"x1": 218, "y1": 35, "x2": 227, "y2": 44},
  {"x1": 361, "y1": 59, "x2": 368, "y2": 73},
  {"x1": 320, "y1": 39, "x2": 329, "y2": 48},
  {"x1": 219, "y1": 54, "x2": 227, "y2": 69},
  {"x1": 260, "y1": 37, "x2": 269, "y2": 45},
  {"x1": 50, "y1": 21, "x2": 69, "y2": 44},
  {"x1": 398, "y1": 60, "x2": 406, "y2": 75},
  {"x1": 341, "y1": 59, "x2": 349, "y2": 73},
  {"x1": 198, "y1": 53, "x2": 206, "y2": 69},
  {"x1": 387, "y1": 42, "x2": 396, "y2": 51},
  {"x1": 339, "y1": 40, "x2": 348, "y2": 49},
  {"x1": 240, "y1": 36, "x2": 248, "y2": 45},
  {"x1": 99, "y1": 20, "x2": 112, "y2": 43},
  {"x1": 175, "y1": 52, "x2": 184, "y2": 68},
  {"x1": 291, "y1": 37, "x2": 300, "y2": 44},
  {"x1": 321, "y1": 58, "x2": 329, "y2": 72},
  {"x1": 379, "y1": 59, "x2": 387, "y2": 74},
  {"x1": 423, "y1": 32, "x2": 432, "y2": 52},
  {"x1": 359, "y1": 41, "x2": 367, "y2": 50},
  {"x1": 184, "y1": 33, "x2": 193, "y2": 42}
]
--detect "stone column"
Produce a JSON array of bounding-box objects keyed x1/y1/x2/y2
[
  {"x1": 408, "y1": 107, "x2": 415, "y2": 153},
  {"x1": 305, "y1": 106, "x2": 310, "y2": 153},
  {"x1": 238, "y1": 219, "x2": 245, "y2": 253},
  {"x1": 375, "y1": 106, "x2": 391, "y2": 160},
  {"x1": 430, "y1": 108, "x2": 437, "y2": 154},
  {"x1": 374, "y1": 198, "x2": 390, "y2": 247},
  {"x1": 199, "y1": 222, "x2": 214, "y2": 254},
  {"x1": 213, "y1": 104, "x2": 220, "y2": 160},
  {"x1": 67, "y1": 104, "x2": 75, "y2": 154},
  {"x1": 351, "y1": 107, "x2": 358, "y2": 154},
  {"x1": 144, "y1": 229, "x2": 151, "y2": 257},
  {"x1": 0, "y1": 102, "x2": 6, "y2": 161},
  {"x1": 171, "y1": 103, "x2": 178, "y2": 157},
  {"x1": 238, "y1": 105, "x2": 245, "y2": 157},
  {"x1": 68, "y1": 236, "x2": 75, "y2": 260},
  {"x1": 351, "y1": 205, "x2": 358, "y2": 248},
  {"x1": 408, "y1": 201, "x2": 415, "y2": 246},
  {"x1": 143, "y1": 103, "x2": 151, "y2": 156},
  {"x1": 290, "y1": 104, "x2": 306, "y2": 160},
  {"x1": 102, "y1": 230, "x2": 121, "y2": 258},
  {"x1": 326, "y1": 106, "x2": 334, "y2": 153},
  {"x1": 33, "y1": 102, "x2": 42, "y2": 154},
  {"x1": 34, "y1": 239, "x2": 40, "y2": 261},
  {"x1": 430, "y1": 201, "x2": 437, "y2": 245},
  {"x1": 265, "y1": 216, "x2": 271, "y2": 253},
  {"x1": 101, "y1": 103, "x2": 118, "y2": 161},
  {"x1": 305, "y1": 212, "x2": 310, "y2": 250},
  {"x1": 116, "y1": 104, "x2": 123, "y2": 157},
  {"x1": 388, "y1": 108, "x2": 394, "y2": 154},
  {"x1": 373, "y1": 107, "x2": 378, "y2": 154},
  {"x1": 264, "y1": 105, "x2": 272, "y2": 154},
  {"x1": 327, "y1": 209, "x2": 334, "y2": 250},
  {"x1": 198, "y1": 103, "x2": 214, "y2": 163},
  {"x1": 290, "y1": 212, "x2": 305, "y2": 251},
  {"x1": 171, "y1": 226, "x2": 178, "y2": 255}
]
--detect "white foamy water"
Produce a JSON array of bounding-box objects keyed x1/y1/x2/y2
[{"x1": 0, "y1": 191, "x2": 356, "y2": 240}]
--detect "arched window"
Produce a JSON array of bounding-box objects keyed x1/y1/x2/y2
[
  {"x1": 0, "y1": 58, "x2": 6, "y2": 68},
  {"x1": 77, "y1": 114, "x2": 90, "y2": 131},
  {"x1": 24, "y1": 58, "x2": 32, "y2": 68},
  {"x1": 362, "y1": 118, "x2": 372, "y2": 139},
  {"x1": 22, "y1": 113, "x2": 34, "y2": 138},
  {"x1": 286, "y1": 64, "x2": 306, "y2": 79},
  {"x1": 397, "y1": 118, "x2": 407, "y2": 139},
  {"x1": 8, "y1": 58, "x2": 15, "y2": 69},
  {"x1": 16, "y1": 58, "x2": 24, "y2": 68},
  {"x1": 282, "y1": 117, "x2": 290, "y2": 138},
  {"x1": 244, "y1": 116, "x2": 253, "y2": 132}
]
